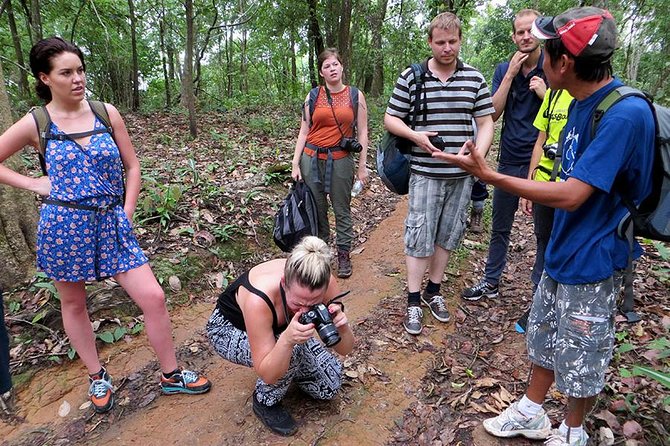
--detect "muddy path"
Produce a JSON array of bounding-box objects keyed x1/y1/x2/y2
[{"x1": 2, "y1": 198, "x2": 462, "y2": 446}]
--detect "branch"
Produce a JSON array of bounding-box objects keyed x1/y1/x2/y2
[{"x1": 209, "y1": 4, "x2": 258, "y2": 30}]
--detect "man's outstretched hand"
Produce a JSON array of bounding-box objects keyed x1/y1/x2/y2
[{"x1": 431, "y1": 140, "x2": 492, "y2": 180}]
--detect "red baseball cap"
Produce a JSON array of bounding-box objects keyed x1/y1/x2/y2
[{"x1": 531, "y1": 7, "x2": 617, "y2": 60}]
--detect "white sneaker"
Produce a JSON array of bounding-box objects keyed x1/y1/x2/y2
[
  {"x1": 483, "y1": 401, "x2": 552, "y2": 439},
  {"x1": 544, "y1": 428, "x2": 589, "y2": 446}
]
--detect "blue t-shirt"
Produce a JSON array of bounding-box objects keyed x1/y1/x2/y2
[
  {"x1": 492, "y1": 52, "x2": 546, "y2": 165},
  {"x1": 544, "y1": 79, "x2": 655, "y2": 285}
]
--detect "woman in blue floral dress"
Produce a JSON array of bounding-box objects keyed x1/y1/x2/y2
[{"x1": 0, "y1": 37, "x2": 211, "y2": 413}]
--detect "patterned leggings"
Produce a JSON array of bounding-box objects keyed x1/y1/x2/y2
[{"x1": 206, "y1": 307, "x2": 343, "y2": 406}]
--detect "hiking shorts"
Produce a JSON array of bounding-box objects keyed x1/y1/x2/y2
[
  {"x1": 526, "y1": 271, "x2": 622, "y2": 398},
  {"x1": 404, "y1": 174, "x2": 473, "y2": 257}
]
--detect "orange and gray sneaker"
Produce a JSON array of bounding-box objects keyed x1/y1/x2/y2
[
  {"x1": 160, "y1": 369, "x2": 211, "y2": 395},
  {"x1": 88, "y1": 368, "x2": 114, "y2": 413}
]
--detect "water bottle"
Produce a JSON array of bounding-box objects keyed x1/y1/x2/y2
[{"x1": 351, "y1": 179, "x2": 364, "y2": 197}]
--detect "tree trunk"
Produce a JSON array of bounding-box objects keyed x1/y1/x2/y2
[
  {"x1": 29, "y1": 0, "x2": 42, "y2": 43},
  {"x1": 0, "y1": 59, "x2": 38, "y2": 290},
  {"x1": 182, "y1": 0, "x2": 197, "y2": 138},
  {"x1": 337, "y1": 0, "x2": 352, "y2": 76},
  {"x1": 290, "y1": 31, "x2": 297, "y2": 95},
  {"x1": 127, "y1": 0, "x2": 140, "y2": 111},
  {"x1": 6, "y1": 0, "x2": 29, "y2": 97},
  {"x1": 370, "y1": 0, "x2": 388, "y2": 97},
  {"x1": 307, "y1": 0, "x2": 324, "y2": 86},
  {"x1": 159, "y1": 18, "x2": 171, "y2": 109}
]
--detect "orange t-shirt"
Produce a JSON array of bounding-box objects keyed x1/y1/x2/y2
[{"x1": 304, "y1": 86, "x2": 355, "y2": 160}]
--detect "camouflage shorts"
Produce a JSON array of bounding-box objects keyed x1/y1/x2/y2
[{"x1": 526, "y1": 271, "x2": 622, "y2": 398}]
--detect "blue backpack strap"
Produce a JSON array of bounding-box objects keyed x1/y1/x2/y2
[{"x1": 408, "y1": 62, "x2": 426, "y2": 128}]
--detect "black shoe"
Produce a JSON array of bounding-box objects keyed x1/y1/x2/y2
[
  {"x1": 462, "y1": 280, "x2": 499, "y2": 301},
  {"x1": 252, "y1": 392, "x2": 298, "y2": 436}
]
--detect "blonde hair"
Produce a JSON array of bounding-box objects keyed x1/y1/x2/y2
[
  {"x1": 284, "y1": 236, "x2": 331, "y2": 290},
  {"x1": 513, "y1": 9, "x2": 541, "y2": 32},
  {"x1": 428, "y1": 12, "x2": 462, "y2": 39}
]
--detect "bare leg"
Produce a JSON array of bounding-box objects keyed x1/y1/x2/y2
[
  {"x1": 406, "y1": 255, "x2": 430, "y2": 294},
  {"x1": 427, "y1": 245, "x2": 451, "y2": 285},
  {"x1": 526, "y1": 364, "x2": 554, "y2": 405},
  {"x1": 565, "y1": 396, "x2": 596, "y2": 427},
  {"x1": 55, "y1": 281, "x2": 101, "y2": 374},
  {"x1": 114, "y1": 264, "x2": 178, "y2": 373}
]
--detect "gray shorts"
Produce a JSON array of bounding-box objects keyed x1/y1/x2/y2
[
  {"x1": 404, "y1": 174, "x2": 473, "y2": 257},
  {"x1": 526, "y1": 271, "x2": 623, "y2": 398}
]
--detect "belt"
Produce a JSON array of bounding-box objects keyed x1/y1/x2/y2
[{"x1": 304, "y1": 143, "x2": 343, "y2": 194}]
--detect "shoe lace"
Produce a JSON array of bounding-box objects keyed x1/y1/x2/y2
[
  {"x1": 472, "y1": 281, "x2": 491, "y2": 292},
  {"x1": 88, "y1": 376, "x2": 113, "y2": 398},
  {"x1": 429, "y1": 295, "x2": 447, "y2": 312},
  {"x1": 178, "y1": 369, "x2": 199, "y2": 385},
  {"x1": 407, "y1": 306, "x2": 423, "y2": 323},
  {"x1": 544, "y1": 432, "x2": 568, "y2": 446}
]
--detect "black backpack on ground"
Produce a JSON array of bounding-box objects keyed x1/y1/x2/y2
[
  {"x1": 273, "y1": 180, "x2": 318, "y2": 252},
  {"x1": 376, "y1": 62, "x2": 427, "y2": 195}
]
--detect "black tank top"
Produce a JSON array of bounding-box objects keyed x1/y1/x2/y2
[{"x1": 216, "y1": 270, "x2": 288, "y2": 335}]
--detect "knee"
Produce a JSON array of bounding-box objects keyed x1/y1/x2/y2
[{"x1": 139, "y1": 286, "x2": 167, "y2": 315}]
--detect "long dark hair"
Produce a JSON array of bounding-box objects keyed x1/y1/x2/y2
[{"x1": 29, "y1": 37, "x2": 86, "y2": 103}]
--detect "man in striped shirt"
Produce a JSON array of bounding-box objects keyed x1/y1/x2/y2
[{"x1": 384, "y1": 12, "x2": 495, "y2": 335}]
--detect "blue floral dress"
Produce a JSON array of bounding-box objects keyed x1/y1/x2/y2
[{"x1": 36, "y1": 116, "x2": 148, "y2": 281}]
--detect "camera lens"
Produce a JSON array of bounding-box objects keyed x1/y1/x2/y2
[{"x1": 317, "y1": 322, "x2": 341, "y2": 347}]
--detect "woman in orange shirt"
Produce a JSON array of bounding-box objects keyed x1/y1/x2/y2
[{"x1": 291, "y1": 48, "x2": 369, "y2": 278}]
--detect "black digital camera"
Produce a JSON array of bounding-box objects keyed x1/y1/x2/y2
[
  {"x1": 339, "y1": 137, "x2": 363, "y2": 153},
  {"x1": 543, "y1": 143, "x2": 559, "y2": 161},
  {"x1": 299, "y1": 304, "x2": 341, "y2": 347}
]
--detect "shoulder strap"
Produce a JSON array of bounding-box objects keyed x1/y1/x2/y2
[
  {"x1": 307, "y1": 87, "x2": 320, "y2": 128},
  {"x1": 544, "y1": 89, "x2": 561, "y2": 137},
  {"x1": 30, "y1": 106, "x2": 51, "y2": 175},
  {"x1": 591, "y1": 86, "x2": 648, "y2": 139},
  {"x1": 30, "y1": 105, "x2": 51, "y2": 155},
  {"x1": 349, "y1": 86, "x2": 359, "y2": 133},
  {"x1": 88, "y1": 100, "x2": 113, "y2": 135},
  {"x1": 408, "y1": 62, "x2": 426, "y2": 129}
]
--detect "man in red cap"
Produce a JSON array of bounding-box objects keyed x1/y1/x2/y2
[{"x1": 432, "y1": 6, "x2": 655, "y2": 446}]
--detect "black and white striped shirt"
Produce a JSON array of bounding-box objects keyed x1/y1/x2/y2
[{"x1": 386, "y1": 59, "x2": 494, "y2": 178}]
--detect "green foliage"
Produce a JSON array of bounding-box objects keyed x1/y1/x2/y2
[
  {"x1": 152, "y1": 255, "x2": 204, "y2": 287},
  {"x1": 136, "y1": 176, "x2": 185, "y2": 229}
]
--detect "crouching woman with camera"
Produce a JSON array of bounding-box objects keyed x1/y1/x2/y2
[{"x1": 206, "y1": 236, "x2": 354, "y2": 436}]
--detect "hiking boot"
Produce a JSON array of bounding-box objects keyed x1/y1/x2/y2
[
  {"x1": 403, "y1": 305, "x2": 423, "y2": 335},
  {"x1": 252, "y1": 392, "x2": 298, "y2": 436},
  {"x1": 482, "y1": 401, "x2": 552, "y2": 440},
  {"x1": 462, "y1": 280, "x2": 499, "y2": 301},
  {"x1": 88, "y1": 368, "x2": 114, "y2": 413},
  {"x1": 0, "y1": 389, "x2": 16, "y2": 416},
  {"x1": 160, "y1": 369, "x2": 212, "y2": 395},
  {"x1": 470, "y1": 207, "x2": 484, "y2": 233},
  {"x1": 421, "y1": 291, "x2": 450, "y2": 322},
  {"x1": 337, "y1": 249, "x2": 352, "y2": 278},
  {"x1": 544, "y1": 428, "x2": 589, "y2": 446}
]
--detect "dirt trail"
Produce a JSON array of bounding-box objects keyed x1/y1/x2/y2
[{"x1": 2, "y1": 197, "x2": 471, "y2": 446}]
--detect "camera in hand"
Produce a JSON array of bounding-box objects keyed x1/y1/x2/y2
[
  {"x1": 299, "y1": 304, "x2": 341, "y2": 347},
  {"x1": 543, "y1": 143, "x2": 559, "y2": 161},
  {"x1": 428, "y1": 135, "x2": 446, "y2": 151},
  {"x1": 339, "y1": 137, "x2": 363, "y2": 153}
]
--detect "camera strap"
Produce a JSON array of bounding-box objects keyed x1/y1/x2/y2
[
  {"x1": 278, "y1": 284, "x2": 291, "y2": 328},
  {"x1": 326, "y1": 290, "x2": 350, "y2": 313}
]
